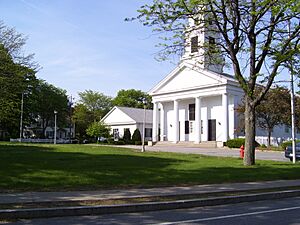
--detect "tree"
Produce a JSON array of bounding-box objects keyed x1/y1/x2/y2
[
  {"x1": 78, "y1": 90, "x2": 112, "y2": 121},
  {"x1": 0, "y1": 21, "x2": 37, "y2": 138},
  {"x1": 86, "y1": 121, "x2": 110, "y2": 141},
  {"x1": 31, "y1": 80, "x2": 68, "y2": 138},
  {"x1": 113, "y1": 89, "x2": 152, "y2": 109},
  {"x1": 239, "y1": 86, "x2": 290, "y2": 147},
  {"x1": 0, "y1": 21, "x2": 38, "y2": 69},
  {"x1": 131, "y1": 0, "x2": 300, "y2": 165},
  {"x1": 256, "y1": 87, "x2": 290, "y2": 146},
  {"x1": 72, "y1": 103, "x2": 93, "y2": 141}
]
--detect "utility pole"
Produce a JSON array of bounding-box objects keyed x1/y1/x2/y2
[
  {"x1": 68, "y1": 95, "x2": 73, "y2": 143},
  {"x1": 19, "y1": 92, "x2": 24, "y2": 142},
  {"x1": 290, "y1": 63, "x2": 296, "y2": 164},
  {"x1": 54, "y1": 110, "x2": 58, "y2": 144},
  {"x1": 288, "y1": 20, "x2": 296, "y2": 164}
]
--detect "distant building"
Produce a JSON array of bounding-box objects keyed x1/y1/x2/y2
[{"x1": 101, "y1": 106, "x2": 153, "y2": 141}]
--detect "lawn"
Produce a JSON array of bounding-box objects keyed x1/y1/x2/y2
[{"x1": 0, "y1": 143, "x2": 300, "y2": 192}]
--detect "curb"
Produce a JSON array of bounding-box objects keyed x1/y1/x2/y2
[{"x1": 1, "y1": 189, "x2": 300, "y2": 220}]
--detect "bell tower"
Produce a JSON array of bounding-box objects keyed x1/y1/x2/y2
[{"x1": 181, "y1": 18, "x2": 224, "y2": 74}]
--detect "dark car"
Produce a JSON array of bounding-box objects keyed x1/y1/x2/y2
[{"x1": 285, "y1": 143, "x2": 300, "y2": 161}]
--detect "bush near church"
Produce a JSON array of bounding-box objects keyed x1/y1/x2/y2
[
  {"x1": 132, "y1": 129, "x2": 142, "y2": 145},
  {"x1": 226, "y1": 138, "x2": 260, "y2": 148},
  {"x1": 123, "y1": 129, "x2": 131, "y2": 144}
]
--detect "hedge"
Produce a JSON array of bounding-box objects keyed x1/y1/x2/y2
[
  {"x1": 226, "y1": 138, "x2": 260, "y2": 148},
  {"x1": 280, "y1": 140, "x2": 300, "y2": 150}
]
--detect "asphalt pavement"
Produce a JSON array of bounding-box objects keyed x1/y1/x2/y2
[
  {"x1": 9, "y1": 197, "x2": 300, "y2": 225},
  {"x1": 112, "y1": 144, "x2": 289, "y2": 162}
]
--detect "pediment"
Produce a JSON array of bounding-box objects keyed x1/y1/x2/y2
[
  {"x1": 102, "y1": 107, "x2": 135, "y2": 124},
  {"x1": 150, "y1": 62, "x2": 232, "y2": 95}
]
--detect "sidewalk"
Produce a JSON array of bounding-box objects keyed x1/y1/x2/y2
[{"x1": 1, "y1": 179, "x2": 300, "y2": 204}]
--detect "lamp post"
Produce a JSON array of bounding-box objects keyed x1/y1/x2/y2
[
  {"x1": 68, "y1": 96, "x2": 74, "y2": 143},
  {"x1": 141, "y1": 99, "x2": 147, "y2": 152},
  {"x1": 54, "y1": 110, "x2": 58, "y2": 144},
  {"x1": 19, "y1": 92, "x2": 24, "y2": 142}
]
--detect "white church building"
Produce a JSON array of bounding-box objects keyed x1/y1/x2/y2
[{"x1": 149, "y1": 19, "x2": 297, "y2": 147}]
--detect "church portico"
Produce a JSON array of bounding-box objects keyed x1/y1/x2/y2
[{"x1": 152, "y1": 90, "x2": 239, "y2": 145}]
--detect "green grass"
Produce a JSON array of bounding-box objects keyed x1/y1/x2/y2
[{"x1": 0, "y1": 142, "x2": 300, "y2": 192}]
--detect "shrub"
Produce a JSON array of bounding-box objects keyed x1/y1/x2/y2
[
  {"x1": 226, "y1": 138, "x2": 245, "y2": 148},
  {"x1": 107, "y1": 137, "x2": 114, "y2": 144},
  {"x1": 281, "y1": 140, "x2": 300, "y2": 150},
  {"x1": 135, "y1": 141, "x2": 142, "y2": 145},
  {"x1": 226, "y1": 138, "x2": 260, "y2": 148},
  {"x1": 114, "y1": 140, "x2": 125, "y2": 145},
  {"x1": 123, "y1": 129, "x2": 131, "y2": 144},
  {"x1": 132, "y1": 129, "x2": 141, "y2": 143}
]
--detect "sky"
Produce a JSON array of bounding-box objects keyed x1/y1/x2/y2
[
  {"x1": 0, "y1": 0, "x2": 297, "y2": 102},
  {"x1": 0, "y1": 0, "x2": 176, "y2": 101}
]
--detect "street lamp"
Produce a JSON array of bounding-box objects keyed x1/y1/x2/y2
[
  {"x1": 19, "y1": 92, "x2": 24, "y2": 142},
  {"x1": 54, "y1": 110, "x2": 58, "y2": 144},
  {"x1": 141, "y1": 99, "x2": 147, "y2": 152},
  {"x1": 68, "y1": 96, "x2": 74, "y2": 143}
]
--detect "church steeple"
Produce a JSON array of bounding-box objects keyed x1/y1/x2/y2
[{"x1": 181, "y1": 18, "x2": 224, "y2": 74}]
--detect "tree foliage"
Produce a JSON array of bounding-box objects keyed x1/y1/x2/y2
[
  {"x1": 72, "y1": 103, "x2": 93, "y2": 141},
  {"x1": 0, "y1": 21, "x2": 37, "y2": 138},
  {"x1": 31, "y1": 80, "x2": 68, "y2": 138},
  {"x1": 78, "y1": 90, "x2": 112, "y2": 121},
  {"x1": 0, "y1": 21, "x2": 38, "y2": 69},
  {"x1": 131, "y1": 0, "x2": 300, "y2": 165},
  {"x1": 239, "y1": 86, "x2": 291, "y2": 146},
  {"x1": 113, "y1": 89, "x2": 152, "y2": 109},
  {"x1": 256, "y1": 87, "x2": 291, "y2": 146},
  {"x1": 86, "y1": 121, "x2": 110, "y2": 140}
]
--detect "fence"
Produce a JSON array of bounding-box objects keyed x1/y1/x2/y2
[{"x1": 10, "y1": 138, "x2": 71, "y2": 144}]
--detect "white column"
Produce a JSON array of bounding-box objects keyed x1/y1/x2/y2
[
  {"x1": 152, "y1": 102, "x2": 159, "y2": 142},
  {"x1": 222, "y1": 93, "x2": 229, "y2": 142},
  {"x1": 203, "y1": 108, "x2": 208, "y2": 141},
  {"x1": 160, "y1": 103, "x2": 165, "y2": 141},
  {"x1": 230, "y1": 95, "x2": 238, "y2": 139},
  {"x1": 195, "y1": 97, "x2": 201, "y2": 143},
  {"x1": 173, "y1": 100, "x2": 179, "y2": 143}
]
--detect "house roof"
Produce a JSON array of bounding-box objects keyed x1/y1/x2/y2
[{"x1": 101, "y1": 106, "x2": 153, "y2": 124}]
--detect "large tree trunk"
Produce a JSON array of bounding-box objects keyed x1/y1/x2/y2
[{"x1": 244, "y1": 98, "x2": 256, "y2": 166}]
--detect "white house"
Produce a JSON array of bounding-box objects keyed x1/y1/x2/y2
[
  {"x1": 149, "y1": 18, "x2": 298, "y2": 147},
  {"x1": 101, "y1": 106, "x2": 153, "y2": 140}
]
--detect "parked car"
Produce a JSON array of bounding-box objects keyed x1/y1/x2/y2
[{"x1": 285, "y1": 143, "x2": 300, "y2": 161}]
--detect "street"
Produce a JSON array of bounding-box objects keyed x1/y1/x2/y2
[
  {"x1": 10, "y1": 197, "x2": 300, "y2": 225},
  {"x1": 115, "y1": 144, "x2": 289, "y2": 162}
]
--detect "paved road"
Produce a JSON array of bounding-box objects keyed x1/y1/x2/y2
[
  {"x1": 10, "y1": 197, "x2": 300, "y2": 225},
  {"x1": 115, "y1": 144, "x2": 289, "y2": 162}
]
